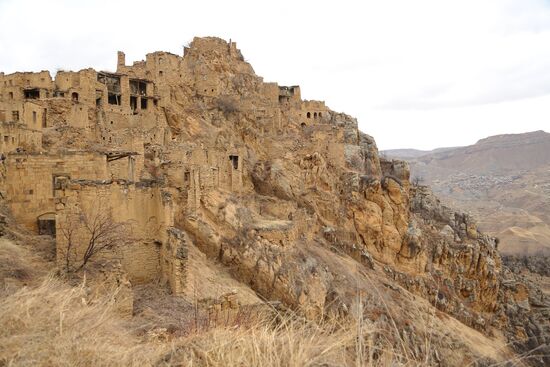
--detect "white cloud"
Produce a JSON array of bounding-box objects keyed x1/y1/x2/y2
[{"x1": 0, "y1": 0, "x2": 548, "y2": 149}]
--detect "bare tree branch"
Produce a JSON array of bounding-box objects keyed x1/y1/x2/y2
[{"x1": 60, "y1": 201, "x2": 137, "y2": 272}]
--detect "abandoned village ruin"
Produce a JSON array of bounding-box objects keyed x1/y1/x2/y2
[{"x1": 0, "y1": 37, "x2": 546, "y2": 362}]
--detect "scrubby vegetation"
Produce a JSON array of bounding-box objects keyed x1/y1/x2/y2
[
  {"x1": 0, "y1": 278, "x2": 161, "y2": 366},
  {"x1": 0, "y1": 276, "x2": 442, "y2": 367}
]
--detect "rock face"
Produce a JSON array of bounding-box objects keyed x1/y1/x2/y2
[
  {"x1": 499, "y1": 256, "x2": 550, "y2": 366},
  {"x1": 0, "y1": 37, "x2": 545, "y2": 364}
]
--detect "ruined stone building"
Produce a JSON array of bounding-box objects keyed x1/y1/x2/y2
[
  {"x1": 0, "y1": 36, "x2": 515, "y2": 333},
  {"x1": 0, "y1": 38, "x2": 338, "y2": 295},
  {"x1": 1, "y1": 37, "x2": 547, "y2": 365}
]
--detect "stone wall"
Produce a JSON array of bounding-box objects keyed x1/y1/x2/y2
[
  {"x1": 55, "y1": 180, "x2": 187, "y2": 293},
  {"x1": 4, "y1": 152, "x2": 109, "y2": 231},
  {"x1": 161, "y1": 146, "x2": 245, "y2": 211},
  {"x1": 160, "y1": 227, "x2": 189, "y2": 294},
  {"x1": 0, "y1": 66, "x2": 163, "y2": 138},
  {"x1": 0, "y1": 122, "x2": 42, "y2": 154}
]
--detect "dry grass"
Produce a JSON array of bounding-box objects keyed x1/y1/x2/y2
[
  {"x1": 0, "y1": 239, "x2": 36, "y2": 283},
  {"x1": 0, "y1": 238, "x2": 51, "y2": 296},
  {"x1": 0, "y1": 276, "x2": 423, "y2": 367},
  {"x1": 2, "y1": 275, "x2": 533, "y2": 366},
  {"x1": 0, "y1": 277, "x2": 162, "y2": 367},
  {"x1": 159, "y1": 318, "x2": 357, "y2": 366}
]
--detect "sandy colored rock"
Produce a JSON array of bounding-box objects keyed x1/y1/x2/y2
[{"x1": 0, "y1": 36, "x2": 547, "y2": 366}]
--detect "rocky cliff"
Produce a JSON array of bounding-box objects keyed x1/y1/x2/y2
[{"x1": 0, "y1": 37, "x2": 547, "y2": 366}]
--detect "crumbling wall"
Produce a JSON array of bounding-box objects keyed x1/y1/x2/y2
[
  {"x1": 55, "y1": 180, "x2": 185, "y2": 292},
  {"x1": 160, "y1": 145, "x2": 246, "y2": 205},
  {"x1": 0, "y1": 71, "x2": 53, "y2": 99},
  {"x1": 180, "y1": 147, "x2": 245, "y2": 211},
  {"x1": 160, "y1": 227, "x2": 189, "y2": 294},
  {"x1": 0, "y1": 67, "x2": 165, "y2": 138},
  {"x1": 0, "y1": 122, "x2": 42, "y2": 154},
  {"x1": 144, "y1": 52, "x2": 182, "y2": 105},
  {"x1": 107, "y1": 154, "x2": 140, "y2": 181},
  {"x1": 4, "y1": 152, "x2": 109, "y2": 231},
  {"x1": 300, "y1": 100, "x2": 329, "y2": 126},
  {"x1": 0, "y1": 71, "x2": 52, "y2": 130}
]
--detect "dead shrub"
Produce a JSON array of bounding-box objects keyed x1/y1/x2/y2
[{"x1": 216, "y1": 95, "x2": 239, "y2": 116}]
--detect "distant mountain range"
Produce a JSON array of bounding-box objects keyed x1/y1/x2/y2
[
  {"x1": 383, "y1": 130, "x2": 550, "y2": 255},
  {"x1": 381, "y1": 147, "x2": 458, "y2": 159}
]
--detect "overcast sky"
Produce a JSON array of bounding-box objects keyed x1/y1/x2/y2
[{"x1": 1, "y1": 0, "x2": 548, "y2": 150}]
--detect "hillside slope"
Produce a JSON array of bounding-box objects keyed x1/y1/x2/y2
[
  {"x1": 0, "y1": 212, "x2": 525, "y2": 366},
  {"x1": 1, "y1": 38, "x2": 548, "y2": 366}
]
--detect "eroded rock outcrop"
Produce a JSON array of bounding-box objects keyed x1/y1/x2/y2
[{"x1": 0, "y1": 36, "x2": 545, "y2": 365}]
